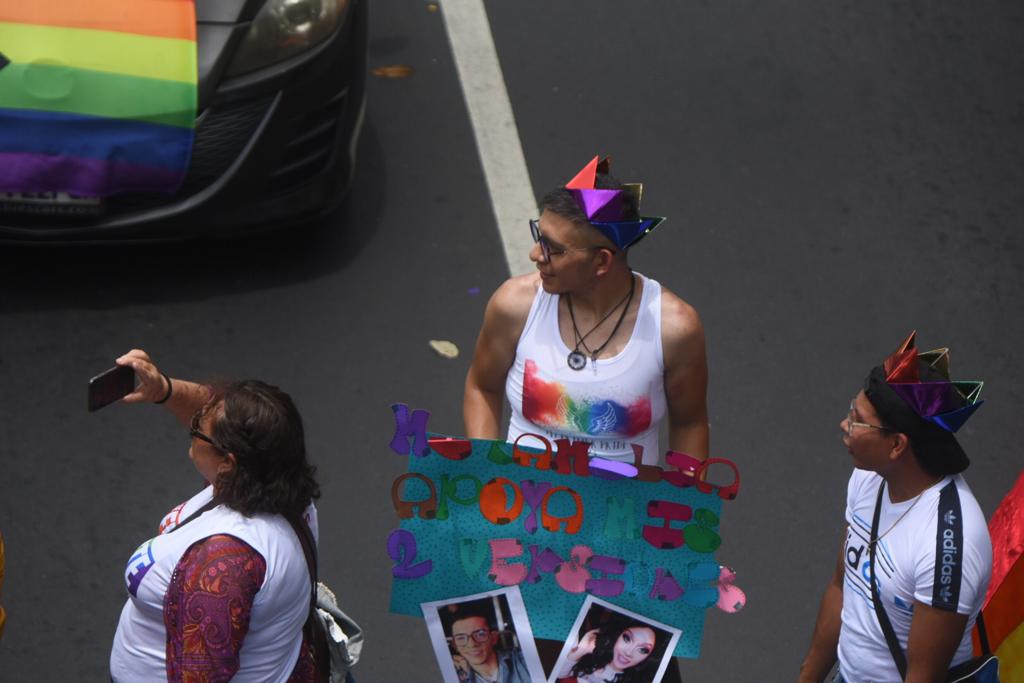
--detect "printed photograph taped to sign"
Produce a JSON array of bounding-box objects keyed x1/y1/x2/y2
[
  {"x1": 421, "y1": 587, "x2": 546, "y2": 683},
  {"x1": 549, "y1": 596, "x2": 682, "y2": 683}
]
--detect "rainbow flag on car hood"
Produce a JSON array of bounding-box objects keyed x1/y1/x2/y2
[{"x1": 0, "y1": 1, "x2": 197, "y2": 197}]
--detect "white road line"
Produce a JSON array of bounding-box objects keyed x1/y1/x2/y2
[{"x1": 440, "y1": 0, "x2": 537, "y2": 276}]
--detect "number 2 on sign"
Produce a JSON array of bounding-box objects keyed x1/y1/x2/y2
[{"x1": 387, "y1": 529, "x2": 433, "y2": 578}]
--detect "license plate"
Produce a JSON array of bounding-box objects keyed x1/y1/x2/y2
[{"x1": 0, "y1": 191, "x2": 104, "y2": 216}]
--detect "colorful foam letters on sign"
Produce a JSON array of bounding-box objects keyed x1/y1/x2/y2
[{"x1": 386, "y1": 406, "x2": 744, "y2": 659}]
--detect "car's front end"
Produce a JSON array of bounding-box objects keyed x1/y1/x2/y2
[{"x1": 0, "y1": 0, "x2": 367, "y2": 243}]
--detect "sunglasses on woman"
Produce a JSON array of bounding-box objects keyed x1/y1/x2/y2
[{"x1": 190, "y1": 409, "x2": 230, "y2": 453}]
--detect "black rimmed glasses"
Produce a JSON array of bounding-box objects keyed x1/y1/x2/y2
[
  {"x1": 190, "y1": 409, "x2": 229, "y2": 452},
  {"x1": 449, "y1": 628, "x2": 491, "y2": 647},
  {"x1": 529, "y1": 219, "x2": 615, "y2": 262},
  {"x1": 846, "y1": 400, "x2": 889, "y2": 437}
]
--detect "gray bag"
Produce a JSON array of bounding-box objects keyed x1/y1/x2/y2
[{"x1": 315, "y1": 582, "x2": 364, "y2": 682}]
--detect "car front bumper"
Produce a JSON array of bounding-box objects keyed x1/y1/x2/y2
[{"x1": 0, "y1": 0, "x2": 367, "y2": 243}]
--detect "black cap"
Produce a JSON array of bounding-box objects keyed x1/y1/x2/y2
[{"x1": 863, "y1": 365, "x2": 969, "y2": 475}]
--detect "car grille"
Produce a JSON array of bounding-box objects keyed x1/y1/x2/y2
[
  {"x1": 0, "y1": 96, "x2": 274, "y2": 228},
  {"x1": 267, "y1": 88, "x2": 347, "y2": 194},
  {"x1": 107, "y1": 95, "x2": 275, "y2": 212}
]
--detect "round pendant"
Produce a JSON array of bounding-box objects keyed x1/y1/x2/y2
[{"x1": 567, "y1": 350, "x2": 587, "y2": 371}]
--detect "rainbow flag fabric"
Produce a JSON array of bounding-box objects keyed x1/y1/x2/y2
[{"x1": 0, "y1": 1, "x2": 197, "y2": 197}]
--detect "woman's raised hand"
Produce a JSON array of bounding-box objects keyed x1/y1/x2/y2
[
  {"x1": 116, "y1": 349, "x2": 169, "y2": 404},
  {"x1": 568, "y1": 628, "x2": 600, "y2": 662}
]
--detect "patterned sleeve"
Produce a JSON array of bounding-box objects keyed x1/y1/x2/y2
[{"x1": 163, "y1": 534, "x2": 267, "y2": 683}]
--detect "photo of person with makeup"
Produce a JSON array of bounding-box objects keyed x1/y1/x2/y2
[{"x1": 551, "y1": 597, "x2": 680, "y2": 683}]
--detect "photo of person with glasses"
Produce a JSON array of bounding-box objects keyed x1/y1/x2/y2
[
  {"x1": 107, "y1": 349, "x2": 328, "y2": 683},
  {"x1": 441, "y1": 596, "x2": 532, "y2": 683}
]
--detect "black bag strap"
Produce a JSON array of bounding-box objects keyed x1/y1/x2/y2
[
  {"x1": 285, "y1": 511, "x2": 329, "y2": 683},
  {"x1": 869, "y1": 481, "x2": 992, "y2": 680},
  {"x1": 870, "y1": 481, "x2": 909, "y2": 679},
  {"x1": 170, "y1": 498, "x2": 217, "y2": 531},
  {"x1": 285, "y1": 511, "x2": 318, "y2": 608},
  {"x1": 977, "y1": 612, "x2": 991, "y2": 655}
]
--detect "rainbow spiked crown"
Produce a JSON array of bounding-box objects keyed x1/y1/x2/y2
[
  {"x1": 882, "y1": 331, "x2": 984, "y2": 433},
  {"x1": 565, "y1": 156, "x2": 666, "y2": 249}
]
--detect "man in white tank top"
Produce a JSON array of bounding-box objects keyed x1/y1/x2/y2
[
  {"x1": 463, "y1": 157, "x2": 708, "y2": 682},
  {"x1": 464, "y1": 155, "x2": 709, "y2": 467}
]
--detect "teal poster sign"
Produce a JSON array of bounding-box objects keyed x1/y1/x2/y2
[{"x1": 386, "y1": 405, "x2": 744, "y2": 659}]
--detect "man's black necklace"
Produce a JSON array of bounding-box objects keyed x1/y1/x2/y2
[{"x1": 565, "y1": 273, "x2": 635, "y2": 371}]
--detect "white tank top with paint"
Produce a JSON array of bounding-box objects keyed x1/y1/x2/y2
[
  {"x1": 505, "y1": 273, "x2": 667, "y2": 463},
  {"x1": 110, "y1": 486, "x2": 317, "y2": 683}
]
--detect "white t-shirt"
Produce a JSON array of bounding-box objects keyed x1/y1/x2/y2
[
  {"x1": 110, "y1": 486, "x2": 318, "y2": 682},
  {"x1": 837, "y1": 469, "x2": 992, "y2": 682},
  {"x1": 505, "y1": 273, "x2": 667, "y2": 463}
]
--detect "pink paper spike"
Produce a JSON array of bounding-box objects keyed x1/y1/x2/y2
[{"x1": 566, "y1": 156, "x2": 599, "y2": 189}]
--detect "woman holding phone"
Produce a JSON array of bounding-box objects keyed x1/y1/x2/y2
[{"x1": 108, "y1": 349, "x2": 322, "y2": 682}]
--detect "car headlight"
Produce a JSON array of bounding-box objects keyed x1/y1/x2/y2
[{"x1": 225, "y1": 0, "x2": 349, "y2": 77}]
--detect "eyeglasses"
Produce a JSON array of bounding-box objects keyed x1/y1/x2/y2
[
  {"x1": 529, "y1": 219, "x2": 614, "y2": 262},
  {"x1": 846, "y1": 400, "x2": 889, "y2": 437},
  {"x1": 449, "y1": 628, "x2": 491, "y2": 647},
  {"x1": 190, "y1": 409, "x2": 229, "y2": 452}
]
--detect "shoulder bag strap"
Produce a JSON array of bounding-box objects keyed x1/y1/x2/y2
[
  {"x1": 285, "y1": 512, "x2": 329, "y2": 683},
  {"x1": 976, "y1": 613, "x2": 991, "y2": 655},
  {"x1": 170, "y1": 499, "x2": 217, "y2": 532},
  {"x1": 285, "y1": 512, "x2": 318, "y2": 603},
  {"x1": 869, "y1": 480, "x2": 909, "y2": 679}
]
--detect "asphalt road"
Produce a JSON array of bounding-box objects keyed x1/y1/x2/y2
[{"x1": 1, "y1": 1, "x2": 1022, "y2": 680}]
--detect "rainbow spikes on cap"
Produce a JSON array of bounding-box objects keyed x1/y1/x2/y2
[
  {"x1": 565, "y1": 156, "x2": 666, "y2": 250},
  {"x1": 882, "y1": 331, "x2": 985, "y2": 433}
]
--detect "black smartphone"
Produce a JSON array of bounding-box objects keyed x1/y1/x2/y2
[{"x1": 88, "y1": 365, "x2": 136, "y2": 412}]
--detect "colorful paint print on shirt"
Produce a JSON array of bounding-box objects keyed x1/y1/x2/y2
[{"x1": 522, "y1": 359, "x2": 651, "y2": 437}]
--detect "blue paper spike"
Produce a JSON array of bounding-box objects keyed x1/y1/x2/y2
[
  {"x1": 927, "y1": 400, "x2": 985, "y2": 433},
  {"x1": 591, "y1": 216, "x2": 665, "y2": 249}
]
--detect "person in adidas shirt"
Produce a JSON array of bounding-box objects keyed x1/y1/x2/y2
[{"x1": 798, "y1": 333, "x2": 992, "y2": 683}]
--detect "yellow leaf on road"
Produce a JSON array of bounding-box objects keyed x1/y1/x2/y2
[{"x1": 429, "y1": 340, "x2": 459, "y2": 359}]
